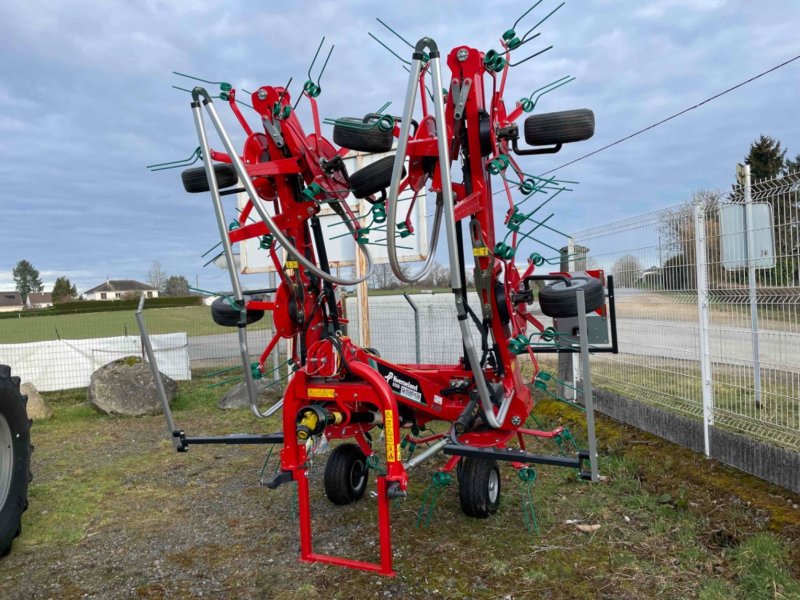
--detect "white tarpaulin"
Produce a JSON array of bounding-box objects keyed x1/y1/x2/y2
[{"x1": 0, "y1": 333, "x2": 191, "y2": 391}]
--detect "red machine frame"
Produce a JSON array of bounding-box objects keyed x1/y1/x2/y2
[{"x1": 149, "y1": 28, "x2": 614, "y2": 577}]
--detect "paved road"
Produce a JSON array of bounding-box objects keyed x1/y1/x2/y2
[{"x1": 187, "y1": 294, "x2": 800, "y2": 371}]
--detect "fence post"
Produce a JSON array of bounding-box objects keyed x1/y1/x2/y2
[
  {"x1": 693, "y1": 201, "x2": 714, "y2": 457},
  {"x1": 740, "y1": 164, "x2": 763, "y2": 408},
  {"x1": 402, "y1": 293, "x2": 421, "y2": 364}
]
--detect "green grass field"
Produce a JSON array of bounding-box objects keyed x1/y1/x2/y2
[{"x1": 0, "y1": 305, "x2": 273, "y2": 343}]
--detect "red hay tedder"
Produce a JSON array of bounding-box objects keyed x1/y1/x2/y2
[{"x1": 141, "y1": 7, "x2": 618, "y2": 576}]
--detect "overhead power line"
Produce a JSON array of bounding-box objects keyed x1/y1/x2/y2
[{"x1": 540, "y1": 52, "x2": 800, "y2": 175}]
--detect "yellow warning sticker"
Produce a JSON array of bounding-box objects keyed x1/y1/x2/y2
[
  {"x1": 384, "y1": 410, "x2": 396, "y2": 462},
  {"x1": 308, "y1": 387, "x2": 335, "y2": 399},
  {"x1": 285, "y1": 260, "x2": 298, "y2": 269},
  {"x1": 473, "y1": 246, "x2": 489, "y2": 257}
]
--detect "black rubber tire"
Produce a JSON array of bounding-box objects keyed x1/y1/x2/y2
[
  {"x1": 181, "y1": 163, "x2": 239, "y2": 194},
  {"x1": 0, "y1": 365, "x2": 32, "y2": 558},
  {"x1": 458, "y1": 457, "x2": 501, "y2": 518},
  {"x1": 324, "y1": 443, "x2": 370, "y2": 505},
  {"x1": 210, "y1": 297, "x2": 264, "y2": 327},
  {"x1": 333, "y1": 118, "x2": 394, "y2": 153},
  {"x1": 524, "y1": 109, "x2": 595, "y2": 147},
  {"x1": 348, "y1": 156, "x2": 405, "y2": 199},
  {"x1": 538, "y1": 276, "x2": 605, "y2": 319}
]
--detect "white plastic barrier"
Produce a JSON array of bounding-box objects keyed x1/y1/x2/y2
[{"x1": 0, "y1": 333, "x2": 191, "y2": 391}]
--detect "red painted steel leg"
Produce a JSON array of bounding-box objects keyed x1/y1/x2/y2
[
  {"x1": 296, "y1": 469, "x2": 314, "y2": 562},
  {"x1": 376, "y1": 477, "x2": 395, "y2": 576}
]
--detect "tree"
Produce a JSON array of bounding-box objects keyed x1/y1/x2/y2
[
  {"x1": 12, "y1": 260, "x2": 43, "y2": 304},
  {"x1": 162, "y1": 275, "x2": 190, "y2": 297},
  {"x1": 425, "y1": 262, "x2": 451, "y2": 288},
  {"x1": 51, "y1": 277, "x2": 77, "y2": 303},
  {"x1": 745, "y1": 135, "x2": 786, "y2": 180},
  {"x1": 785, "y1": 153, "x2": 800, "y2": 175},
  {"x1": 147, "y1": 260, "x2": 167, "y2": 292},
  {"x1": 612, "y1": 255, "x2": 643, "y2": 288}
]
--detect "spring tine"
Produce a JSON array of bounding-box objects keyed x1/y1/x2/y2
[
  {"x1": 203, "y1": 251, "x2": 225, "y2": 268},
  {"x1": 201, "y1": 240, "x2": 223, "y2": 258},
  {"x1": 146, "y1": 147, "x2": 202, "y2": 170},
  {"x1": 307, "y1": 37, "x2": 326, "y2": 81},
  {"x1": 512, "y1": 0, "x2": 545, "y2": 30},
  {"x1": 172, "y1": 71, "x2": 226, "y2": 86},
  {"x1": 376, "y1": 17, "x2": 415, "y2": 49},
  {"x1": 520, "y1": 1, "x2": 565, "y2": 42},
  {"x1": 369, "y1": 33, "x2": 411, "y2": 65},
  {"x1": 277, "y1": 76, "x2": 293, "y2": 108},
  {"x1": 498, "y1": 32, "x2": 542, "y2": 56},
  {"x1": 527, "y1": 75, "x2": 572, "y2": 100},
  {"x1": 316, "y1": 44, "x2": 334, "y2": 85},
  {"x1": 509, "y1": 44, "x2": 554, "y2": 67}
]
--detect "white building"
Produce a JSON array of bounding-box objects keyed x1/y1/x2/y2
[
  {"x1": 0, "y1": 291, "x2": 23, "y2": 313},
  {"x1": 82, "y1": 279, "x2": 159, "y2": 301},
  {"x1": 26, "y1": 292, "x2": 53, "y2": 309}
]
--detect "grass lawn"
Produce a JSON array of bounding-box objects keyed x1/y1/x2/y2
[
  {"x1": 1, "y1": 373, "x2": 798, "y2": 599},
  {"x1": 0, "y1": 305, "x2": 273, "y2": 343}
]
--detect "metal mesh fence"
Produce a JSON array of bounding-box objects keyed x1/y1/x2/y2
[
  {"x1": 574, "y1": 170, "x2": 800, "y2": 450},
  {"x1": 0, "y1": 303, "x2": 288, "y2": 391}
]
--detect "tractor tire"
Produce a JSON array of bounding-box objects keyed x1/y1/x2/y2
[
  {"x1": 348, "y1": 156, "x2": 405, "y2": 200},
  {"x1": 524, "y1": 109, "x2": 595, "y2": 147},
  {"x1": 538, "y1": 276, "x2": 604, "y2": 319},
  {"x1": 324, "y1": 443, "x2": 369, "y2": 505},
  {"x1": 181, "y1": 163, "x2": 239, "y2": 194},
  {"x1": 458, "y1": 457, "x2": 501, "y2": 518},
  {"x1": 333, "y1": 118, "x2": 394, "y2": 153},
  {"x1": 0, "y1": 365, "x2": 32, "y2": 558},
  {"x1": 210, "y1": 297, "x2": 264, "y2": 327}
]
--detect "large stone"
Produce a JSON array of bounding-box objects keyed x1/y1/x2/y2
[
  {"x1": 88, "y1": 356, "x2": 177, "y2": 416},
  {"x1": 20, "y1": 382, "x2": 52, "y2": 420},
  {"x1": 218, "y1": 378, "x2": 283, "y2": 410}
]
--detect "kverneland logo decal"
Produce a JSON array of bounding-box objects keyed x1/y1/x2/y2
[{"x1": 377, "y1": 364, "x2": 424, "y2": 404}]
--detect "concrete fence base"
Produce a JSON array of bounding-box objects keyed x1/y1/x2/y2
[{"x1": 592, "y1": 389, "x2": 800, "y2": 494}]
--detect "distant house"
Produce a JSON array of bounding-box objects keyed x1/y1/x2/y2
[
  {"x1": 82, "y1": 279, "x2": 159, "y2": 301},
  {"x1": 26, "y1": 292, "x2": 53, "y2": 309},
  {"x1": 0, "y1": 291, "x2": 23, "y2": 313}
]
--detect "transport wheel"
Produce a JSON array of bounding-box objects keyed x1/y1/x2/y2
[
  {"x1": 538, "y1": 276, "x2": 604, "y2": 319},
  {"x1": 0, "y1": 365, "x2": 32, "y2": 558},
  {"x1": 210, "y1": 297, "x2": 264, "y2": 327},
  {"x1": 458, "y1": 457, "x2": 501, "y2": 518},
  {"x1": 333, "y1": 118, "x2": 394, "y2": 153},
  {"x1": 524, "y1": 109, "x2": 595, "y2": 146},
  {"x1": 181, "y1": 163, "x2": 239, "y2": 194},
  {"x1": 348, "y1": 156, "x2": 405, "y2": 200},
  {"x1": 324, "y1": 443, "x2": 370, "y2": 505}
]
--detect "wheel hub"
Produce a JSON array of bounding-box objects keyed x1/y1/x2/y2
[
  {"x1": 0, "y1": 413, "x2": 14, "y2": 510},
  {"x1": 487, "y1": 469, "x2": 499, "y2": 504}
]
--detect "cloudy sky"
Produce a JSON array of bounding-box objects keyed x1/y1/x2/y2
[{"x1": 1, "y1": 0, "x2": 799, "y2": 294}]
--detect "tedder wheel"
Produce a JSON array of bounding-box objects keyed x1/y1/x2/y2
[
  {"x1": 524, "y1": 109, "x2": 595, "y2": 147},
  {"x1": 333, "y1": 118, "x2": 394, "y2": 153},
  {"x1": 210, "y1": 297, "x2": 264, "y2": 327},
  {"x1": 0, "y1": 365, "x2": 32, "y2": 558},
  {"x1": 181, "y1": 163, "x2": 239, "y2": 194},
  {"x1": 348, "y1": 156, "x2": 405, "y2": 200},
  {"x1": 538, "y1": 276, "x2": 604, "y2": 319},
  {"x1": 324, "y1": 443, "x2": 370, "y2": 505},
  {"x1": 458, "y1": 457, "x2": 501, "y2": 518}
]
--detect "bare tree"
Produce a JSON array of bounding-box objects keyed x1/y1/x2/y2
[
  {"x1": 147, "y1": 260, "x2": 167, "y2": 292},
  {"x1": 612, "y1": 255, "x2": 643, "y2": 288}
]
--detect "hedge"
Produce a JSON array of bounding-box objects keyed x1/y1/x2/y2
[{"x1": 0, "y1": 296, "x2": 202, "y2": 320}]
